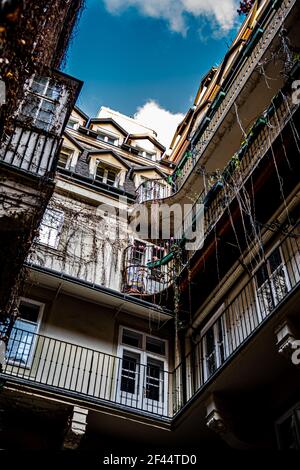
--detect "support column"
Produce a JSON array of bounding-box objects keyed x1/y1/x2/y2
[
  {"x1": 63, "y1": 406, "x2": 88, "y2": 450},
  {"x1": 275, "y1": 320, "x2": 300, "y2": 367},
  {"x1": 205, "y1": 394, "x2": 251, "y2": 449}
]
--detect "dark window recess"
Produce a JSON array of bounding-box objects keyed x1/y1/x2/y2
[
  {"x1": 145, "y1": 359, "x2": 163, "y2": 401},
  {"x1": 122, "y1": 329, "x2": 143, "y2": 349},
  {"x1": 18, "y1": 302, "x2": 40, "y2": 323},
  {"x1": 146, "y1": 337, "x2": 165, "y2": 355},
  {"x1": 120, "y1": 354, "x2": 138, "y2": 394}
]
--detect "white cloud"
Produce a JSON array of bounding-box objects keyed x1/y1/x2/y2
[
  {"x1": 134, "y1": 100, "x2": 184, "y2": 149},
  {"x1": 102, "y1": 0, "x2": 238, "y2": 36}
]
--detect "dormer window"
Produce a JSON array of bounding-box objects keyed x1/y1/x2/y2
[
  {"x1": 95, "y1": 163, "x2": 119, "y2": 187},
  {"x1": 57, "y1": 146, "x2": 73, "y2": 169},
  {"x1": 67, "y1": 118, "x2": 79, "y2": 129},
  {"x1": 136, "y1": 147, "x2": 156, "y2": 161},
  {"x1": 97, "y1": 130, "x2": 119, "y2": 146}
]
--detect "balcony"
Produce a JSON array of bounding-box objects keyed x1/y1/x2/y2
[
  {"x1": 0, "y1": 71, "x2": 82, "y2": 180},
  {"x1": 0, "y1": 121, "x2": 61, "y2": 179},
  {"x1": 1, "y1": 229, "x2": 299, "y2": 421},
  {"x1": 0, "y1": 328, "x2": 173, "y2": 419},
  {"x1": 122, "y1": 242, "x2": 175, "y2": 297},
  {"x1": 173, "y1": 0, "x2": 297, "y2": 191},
  {"x1": 173, "y1": 228, "x2": 300, "y2": 412},
  {"x1": 134, "y1": 76, "x2": 299, "y2": 273},
  {"x1": 136, "y1": 179, "x2": 172, "y2": 204}
]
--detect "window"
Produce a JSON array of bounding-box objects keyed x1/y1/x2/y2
[
  {"x1": 4, "y1": 299, "x2": 44, "y2": 367},
  {"x1": 96, "y1": 131, "x2": 118, "y2": 146},
  {"x1": 117, "y1": 327, "x2": 168, "y2": 415},
  {"x1": 203, "y1": 318, "x2": 225, "y2": 379},
  {"x1": 37, "y1": 208, "x2": 64, "y2": 248},
  {"x1": 132, "y1": 241, "x2": 147, "y2": 265},
  {"x1": 137, "y1": 147, "x2": 156, "y2": 161},
  {"x1": 255, "y1": 246, "x2": 289, "y2": 318},
  {"x1": 57, "y1": 147, "x2": 73, "y2": 169},
  {"x1": 67, "y1": 118, "x2": 79, "y2": 129},
  {"x1": 95, "y1": 164, "x2": 119, "y2": 187},
  {"x1": 20, "y1": 76, "x2": 62, "y2": 132}
]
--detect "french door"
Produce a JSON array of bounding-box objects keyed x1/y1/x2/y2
[{"x1": 116, "y1": 327, "x2": 168, "y2": 415}]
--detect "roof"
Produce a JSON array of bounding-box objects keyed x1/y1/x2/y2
[
  {"x1": 64, "y1": 131, "x2": 85, "y2": 151},
  {"x1": 86, "y1": 149, "x2": 131, "y2": 169},
  {"x1": 74, "y1": 105, "x2": 89, "y2": 122},
  {"x1": 88, "y1": 118, "x2": 128, "y2": 137},
  {"x1": 125, "y1": 134, "x2": 166, "y2": 152}
]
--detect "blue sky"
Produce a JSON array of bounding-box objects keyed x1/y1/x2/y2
[{"x1": 63, "y1": 0, "x2": 242, "y2": 145}]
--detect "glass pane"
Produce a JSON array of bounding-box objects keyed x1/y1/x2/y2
[
  {"x1": 19, "y1": 302, "x2": 40, "y2": 323},
  {"x1": 21, "y1": 95, "x2": 40, "y2": 119},
  {"x1": 96, "y1": 166, "x2": 105, "y2": 181},
  {"x1": 97, "y1": 133, "x2": 106, "y2": 142},
  {"x1": 269, "y1": 248, "x2": 282, "y2": 273},
  {"x1": 132, "y1": 242, "x2": 146, "y2": 264},
  {"x1": 6, "y1": 320, "x2": 36, "y2": 365},
  {"x1": 146, "y1": 337, "x2": 165, "y2": 355},
  {"x1": 58, "y1": 153, "x2": 69, "y2": 168},
  {"x1": 31, "y1": 77, "x2": 48, "y2": 95},
  {"x1": 256, "y1": 264, "x2": 268, "y2": 288},
  {"x1": 122, "y1": 329, "x2": 142, "y2": 349},
  {"x1": 120, "y1": 353, "x2": 138, "y2": 394},
  {"x1": 146, "y1": 359, "x2": 163, "y2": 401},
  {"x1": 107, "y1": 170, "x2": 117, "y2": 185},
  {"x1": 45, "y1": 82, "x2": 61, "y2": 100}
]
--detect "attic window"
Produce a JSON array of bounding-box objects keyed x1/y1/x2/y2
[
  {"x1": 67, "y1": 118, "x2": 79, "y2": 129},
  {"x1": 97, "y1": 130, "x2": 119, "y2": 146},
  {"x1": 58, "y1": 146, "x2": 73, "y2": 169},
  {"x1": 95, "y1": 164, "x2": 119, "y2": 187},
  {"x1": 136, "y1": 147, "x2": 156, "y2": 161}
]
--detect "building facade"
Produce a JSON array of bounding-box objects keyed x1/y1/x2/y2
[
  {"x1": 0, "y1": 0, "x2": 300, "y2": 450},
  {"x1": 0, "y1": 0, "x2": 83, "y2": 319}
]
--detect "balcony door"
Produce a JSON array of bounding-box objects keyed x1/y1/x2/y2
[
  {"x1": 254, "y1": 246, "x2": 290, "y2": 320},
  {"x1": 116, "y1": 327, "x2": 168, "y2": 415},
  {"x1": 201, "y1": 308, "x2": 226, "y2": 382}
]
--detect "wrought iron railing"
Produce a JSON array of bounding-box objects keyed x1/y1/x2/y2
[
  {"x1": 122, "y1": 242, "x2": 176, "y2": 296},
  {"x1": 136, "y1": 178, "x2": 172, "y2": 204},
  {"x1": 1, "y1": 230, "x2": 299, "y2": 418},
  {"x1": 128, "y1": 87, "x2": 299, "y2": 288},
  {"x1": 0, "y1": 329, "x2": 172, "y2": 418},
  {"x1": 173, "y1": 227, "x2": 300, "y2": 412},
  {"x1": 0, "y1": 230, "x2": 300, "y2": 418},
  {"x1": 0, "y1": 120, "x2": 61, "y2": 178},
  {"x1": 173, "y1": 0, "x2": 296, "y2": 190}
]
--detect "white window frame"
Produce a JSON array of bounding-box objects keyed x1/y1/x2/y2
[
  {"x1": 200, "y1": 305, "x2": 226, "y2": 382},
  {"x1": 20, "y1": 76, "x2": 62, "y2": 132},
  {"x1": 6, "y1": 297, "x2": 44, "y2": 369},
  {"x1": 95, "y1": 162, "x2": 120, "y2": 187},
  {"x1": 37, "y1": 208, "x2": 64, "y2": 249},
  {"x1": 96, "y1": 129, "x2": 119, "y2": 146},
  {"x1": 116, "y1": 326, "x2": 168, "y2": 415},
  {"x1": 57, "y1": 146, "x2": 74, "y2": 170},
  {"x1": 136, "y1": 147, "x2": 156, "y2": 161}
]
